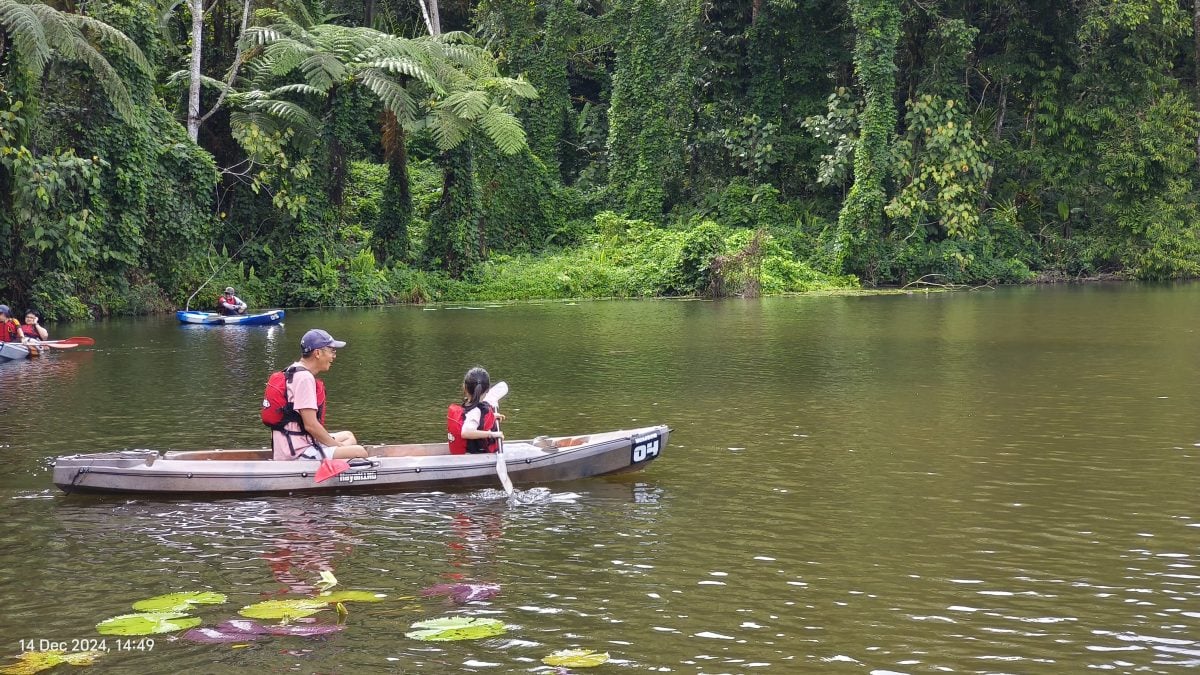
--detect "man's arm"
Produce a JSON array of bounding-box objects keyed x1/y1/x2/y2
[{"x1": 298, "y1": 408, "x2": 344, "y2": 447}]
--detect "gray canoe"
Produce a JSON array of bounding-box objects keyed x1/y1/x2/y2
[
  {"x1": 53, "y1": 425, "x2": 668, "y2": 495},
  {"x1": 0, "y1": 342, "x2": 30, "y2": 362}
]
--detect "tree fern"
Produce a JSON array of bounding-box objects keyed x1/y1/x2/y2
[
  {"x1": 2, "y1": 0, "x2": 147, "y2": 122},
  {"x1": 0, "y1": 0, "x2": 50, "y2": 76},
  {"x1": 478, "y1": 104, "x2": 526, "y2": 155}
]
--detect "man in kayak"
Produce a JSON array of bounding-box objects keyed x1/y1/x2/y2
[
  {"x1": 0, "y1": 306, "x2": 20, "y2": 342},
  {"x1": 263, "y1": 329, "x2": 367, "y2": 461},
  {"x1": 217, "y1": 287, "x2": 248, "y2": 315}
]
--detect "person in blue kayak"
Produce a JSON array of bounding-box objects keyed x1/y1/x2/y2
[
  {"x1": 0, "y1": 305, "x2": 20, "y2": 342},
  {"x1": 262, "y1": 329, "x2": 367, "y2": 461},
  {"x1": 217, "y1": 286, "x2": 248, "y2": 315}
]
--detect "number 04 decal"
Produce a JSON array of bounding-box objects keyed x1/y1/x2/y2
[{"x1": 631, "y1": 433, "x2": 662, "y2": 463}]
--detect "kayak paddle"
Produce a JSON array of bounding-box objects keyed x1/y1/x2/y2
[
  {"x1": 39, "y1": 336, "x2": 95, "y2": 348},
  {"x1": 484, "y1": 381, "x2": 513, "y2": 496}
]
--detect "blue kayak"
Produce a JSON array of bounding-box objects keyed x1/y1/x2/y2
[{"x1": 176, "y1": 309, "x2": 285, "y2": 326}]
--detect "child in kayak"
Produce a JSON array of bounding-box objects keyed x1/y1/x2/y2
[{"x1": 447, "y1": 367, "x2": 507, "y2": 454}]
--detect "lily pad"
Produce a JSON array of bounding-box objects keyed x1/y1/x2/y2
[
  {"x1": 182, "y1": 620, "x2": 343, "y2": 643},
  {"x1": 181, "y1": 627, "x2": 263, "y2": 644},
  {"x1": 421, "y1": 583, "x2": 501, "y2": 604},
  {"x1": 132, "y1": 591, "x2": 227, "y2": 612},
  {"x1": 1, "y1": 650, "x2": 103, "y2": 675},
  {"x1": 215, "y1": 619, "x2": 270, "y2": 635},
  {"x1": 404, "y1": 617, "x2": 506, "y2": 642},
  {"x1": 317, "y1": 590, "x2": 386, "y2": 603},
  {"x1": 238, "y1": 599, "x2": 329, "y2": 621},
  {"x1": 96, "y1": 612, "x2": 201, "y2": 636},
  {"x1": 543, "y1": 649, "x2": 611, "y2": 668}
]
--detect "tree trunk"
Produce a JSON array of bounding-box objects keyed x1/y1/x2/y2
[
  {"x1": 752, "y1": 0, "x2": 762, "y2": 23},
  {"x1": 186, "y1": 0, "x2": 204, "y2": 142},
  {"x1": 417, "y1": 0, "x2": 441, "y2": 36},
  {"x1": 374, "y1": 112, "x2": 413, "y2": 263},
  {"x1": 1194, "y1": 0, "x2": 1200, "y2": 170}
]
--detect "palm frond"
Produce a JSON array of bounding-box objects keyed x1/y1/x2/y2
[
  {"x1": 72, "y1": 38, "x2": 135, "y2": 121},
  {"x1": 299, "y1": 51, "x2": 346, "y2": 90},
  {"x1": 429, "y1": 106, "x2": 473, "y2": 151},
  {"x1": 28, "y1": 2, "x2": 77, "y2": 61},
  {"x1": 68, "y1": 13, "x2": 152, "y2": 75},
  {"x1": 357, "y1": 68, "x2": 419, "y2": 124},
  {"x1": 266, "y1": 83, "x2": 324, "y2": 97},
  {"x1": 243, "y1": 97, "x2": 322, "y2": 137},
  {"x1": 363, "y1": 56, "x2": 443, "y2": 93},
  {"x1": 477, "y1": 104, "x2": 527, "y2": 155},
  {"x1": 262, "y1": 40, "x2": 310, "y2": 79},
  {"x1": 242, "y1": 26, "x2": 289, "y2": 48},
  {"x1": 0, "y1": 0, "x2": 50, "y2": 77},
  {"x1": 442, "y1": 89, "x2": 489, "y2": 120}
]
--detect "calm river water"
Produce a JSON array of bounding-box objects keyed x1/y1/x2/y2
[{"x1": 1, "y1": 284, "x2": 1199, "y2": 673}]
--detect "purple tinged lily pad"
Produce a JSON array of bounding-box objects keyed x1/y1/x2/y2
[
  {"x1": 216, "y1": 620, "x2": 270, "y2": 635},
  {"x1": 421, "y1": 583, "x2": 501, "y2": 604},
  {"x1": 182, "y1": 627, "x2": 264, "y2": 644},
  {"x1": 182, "y1": 619, "x2": 344, "y2": 643}
]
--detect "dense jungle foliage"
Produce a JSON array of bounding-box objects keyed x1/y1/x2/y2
[{"x1": 3, "y1": 0, "x2": 1200, "y2": 318}]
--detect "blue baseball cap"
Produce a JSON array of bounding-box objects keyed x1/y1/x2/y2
[
  {"x1": 0, "y1": 305, "x2": 8, "y2": 316},
  {"x1": 301, "y1": 329, "x2": 346, "y2": 353}
]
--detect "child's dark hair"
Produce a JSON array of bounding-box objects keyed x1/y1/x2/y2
[
  {"x1": 24, "y1": 309, "x2": 39, "y2": 319},
  {"x1": 463, "y1": 366, "x2": 491, "y2": 405}
]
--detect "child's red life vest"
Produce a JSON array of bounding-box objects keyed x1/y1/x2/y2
[
  {"x1": 262, "y1": 366, "x2": 326, "y2": 430},
  {"x1": 447, "y1": 401, "x2": 498, "y2": 455},
  {"x1": 18, "y1": 323, "x2": 38, "y2": 339},
  {"x1": 0, "y1": 319, "x2": 21, "y2": 342}
]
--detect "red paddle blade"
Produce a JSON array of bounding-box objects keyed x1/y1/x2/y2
[
  {"x1": 55, "y1": 336, "x2": 95, "y2": 346},
  {"x1": 314, "y1": 458, "x2": 351, "y2": 483}
]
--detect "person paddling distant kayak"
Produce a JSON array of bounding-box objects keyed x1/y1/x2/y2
[
  {"x1": 217, "y1": 287, "x2": 248, "y2": 315},
  {"x1": 262, "y1": 329, "x2": 366, "y2": 461}
]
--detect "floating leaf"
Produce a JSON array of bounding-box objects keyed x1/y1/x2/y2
[
  {"x1": 132, "y1": 591, "x2": 227, "y2": 612},
  {"x1": 96, "y1": 612, "x2": 201, "y2": 636},
  {"x1": 421, "y1": 583, "x2": 500, "y2": 604},
  {"x1": 1, "y1": 650, "x2": 103, "y2": 675},
  {"x1": 318, "y1": 590, "x2": 386, "y2": 603},
  {"x1": 182, "y1": 627, "x2": 264, "y2": 644},
  {"x1": 543, "y1": 649, "x2": 611, "y2": 668},
  {"x1": 183, "y1": 620, "x2": 343, "y2": 642},
  {"x1": 215, "y1": 620, "x2": 269, "y2": 635},
  {"x1": 238, "y1": 599, "x2": 328, "y2": 621},
  {"x1": 405, "y1": 617, "x2": 506, "y2": 641},
  {"x1": 335, "y1": 603, "x2": 348, "y2": 624}
]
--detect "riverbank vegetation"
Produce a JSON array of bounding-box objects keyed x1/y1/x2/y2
[{"x1": 2, "y1": 0, "x2": 1199, "y2": 318}]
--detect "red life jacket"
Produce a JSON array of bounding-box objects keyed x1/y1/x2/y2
[
  {"x1": 447, "y1": 401, "x2": 498, "y2": 455},
  {"x1": 0, "y1": 319, "x2": 20, "y2": 342},
  {"x1": 262, "y1": 366, "x2": 326, "y2": 455},
  {"x1": 19, "y1": 324, "x2": 38, "y2": 339}
]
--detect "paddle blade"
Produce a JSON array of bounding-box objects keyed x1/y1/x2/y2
[
  {"x1": 496, "y1": 446, "x2": 514, "y2": 495},
  {"x1": 57, "y1": 336, "x2": 95, "y2": 346},
  {"x1": 484, "y1": 381, "x2": 508, "y2": 405},
  {"x1": 314, "y1": 458, "x2": 351, "y2": 483},
  {"x1": 38, "y1": 342, "x2": 80, "y2": 350}
]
